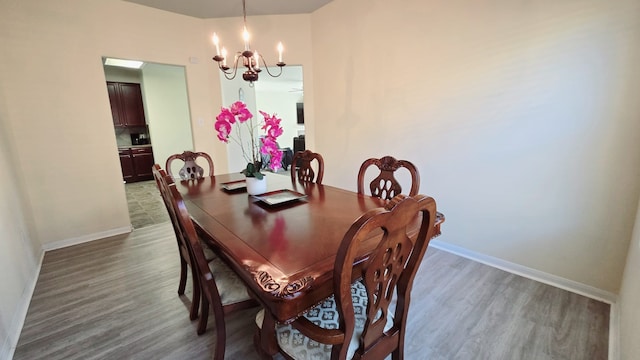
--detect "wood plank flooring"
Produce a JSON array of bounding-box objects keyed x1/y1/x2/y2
[{"x1": 13, "y1": 222, "x2": 609, "y2": 359}]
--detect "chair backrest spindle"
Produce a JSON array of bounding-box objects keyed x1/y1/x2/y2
[
  {"x1": 166, "y1": 151, "x2": 214, "y2": 180},
  {"x1": 357, "y1": 156, "x2": 420, "y2": 200},
  {"x1": 291, "y1": 150, "x2": 325, "y2": 184}
]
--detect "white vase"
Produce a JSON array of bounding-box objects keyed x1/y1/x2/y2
[{"x1": 246, "y1": 176, "x2": 267, "y2": 195}]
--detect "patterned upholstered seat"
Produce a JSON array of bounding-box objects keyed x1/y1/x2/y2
[
  {"x1": 207, "y1": 256, "x2": 253, "y2": 306},
  {"x1": 256, "y1": 194, "x2": 438, "y2": 360},
  {"x1": 257, "y1": 281, "x2": 394, "y2": 360}
]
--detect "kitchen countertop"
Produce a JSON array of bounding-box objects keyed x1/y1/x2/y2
[{"x1": 118, "y1": 144, "x2": 153, "y2": 150}]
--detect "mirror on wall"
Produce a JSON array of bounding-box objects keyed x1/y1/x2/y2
[{"x1": 219, "y1": 65, "x2": 304, "y2": 173}]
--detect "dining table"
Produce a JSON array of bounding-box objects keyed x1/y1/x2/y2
[{"x1": 175, "y1": 172, "x2": 444, "y2": 356}]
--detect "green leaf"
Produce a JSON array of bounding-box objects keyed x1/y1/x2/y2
[{"x1": 241, "y1": 162, "x2": 263, "y2": 179}]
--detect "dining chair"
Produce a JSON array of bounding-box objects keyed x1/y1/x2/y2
[
  {"x1": 357, "y1": 156, "x2": 420, "y2": 200},
  {"x1": 291, "y1": 150, "x2": 325, "y2": 184},
  {"x1": 153, "y1": 164, "x2": 222, "y2": 332},
  {"x1": 165, "y1": 150, "x2": 214, "y2": 180},
  {"x1": 166, "y1": 179, "x2": 259, "y2": 359},
  {"x1": 152, "y1": 164, "x2": 202, "y2": 323},
  {"x1": 256, "y1": 194, "x2": 438, "y2": 360}
]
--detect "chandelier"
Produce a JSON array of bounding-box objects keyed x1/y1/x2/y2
[{"x1": 211, "y1": 0, "x2": 286, "y2": 85}]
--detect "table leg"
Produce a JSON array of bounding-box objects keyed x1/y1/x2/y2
[{"x1": 254, "y1": 310, "x2": 279, "y2": 358}]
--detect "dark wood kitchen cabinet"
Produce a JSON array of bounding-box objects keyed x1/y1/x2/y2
[
  {"x1": 131, "y1": 147, "x2": 154, "y2": 181},
  {"x1": 119, "y1": 147, "x2": 155, "y2": 183},
  {"x1": 118, "y1": 148, "x2": 135, "y2": 182},
  {"x1": 107, "y1": 82, "x2": 146, "y2": 127}
]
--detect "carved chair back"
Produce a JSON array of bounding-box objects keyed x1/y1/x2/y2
[
  {"x1": 291, "y1": 150, "x2": 325, "y2": 184},
  {"x1": 357, "y1": 156, "x2": 420, "y2": 200},
  {"x1": 166, "y1": 151, "x2": 214, "y2": 180},
  {"x1": 332, "y1": 194, "x2": 437, "y2": 359},
  {"x1": 267, "y1": 195, "x2": 438, "y2": 359}
]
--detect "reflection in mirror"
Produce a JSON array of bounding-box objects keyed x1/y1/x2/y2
[{"x1": 219, "y1": 65, "x2": 304, "y2": 173}]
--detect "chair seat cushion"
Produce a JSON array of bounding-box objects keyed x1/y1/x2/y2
[
  {"x1": 200, "y1": 241, "x2": 217, "y2": 262},
  {"x1": 208, "y1": 257, "x2": 252, "y2": 305},
  {"x1": 256, "y1": 281, "x2": 394, "y2": 360}
]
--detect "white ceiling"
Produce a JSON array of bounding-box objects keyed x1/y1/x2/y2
[{"x1": 122, "y1": 0, "x2": 333, "y2": 19}]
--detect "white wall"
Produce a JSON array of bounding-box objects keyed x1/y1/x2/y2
[
  {"x1": 311, "y1": 0, "x2": 640, "y2": 294},
  {"x1": 141, "y1": 63, "x2": 195, "y2": 175},
  {"x1": 0, "y1": 105, "x2": 41, "y2": 358}
]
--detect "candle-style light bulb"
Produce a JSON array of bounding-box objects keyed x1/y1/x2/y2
[
  {"x1": 243, "y1": 26, "x2": 250, "y2": 50},
  {"x1": 221, "y1": 47, "x2": 227, "y2": 66},
  {"x1": 277, "y1": 42, "x2": 284, "y2": 63},
  {"x1": 212, "y1": 33, "x2": 220, "y2": 56}
]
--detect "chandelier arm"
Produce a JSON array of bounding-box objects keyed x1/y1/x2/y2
[
  {"x1": 260, "y1": 62, "x2": 285, "y2": 78},
  {"x1": 220, "y1": 55, "x2": 243, "y2": 80},
  {"x1": 222, "y1": 70, "x2": 238, "y2": 81}
]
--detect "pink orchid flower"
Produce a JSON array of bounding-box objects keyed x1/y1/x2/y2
[
  {"x1": 260, "y1": 137, "x2": 279, "y2": 154},
  {"x1": 230, "y1": 101, "x2": 246, "y2": 114},
  {"x1": 236, "y1": 107, "x2": 253, "y2": 123},
  {"x1": 214, "y1": 119, "x2": 231, "y2": 142},
  {"x1": 215, "y1": 102, "x2": 284, "y2": 175},
  {"x1": 217, "y1": 108, "x2": 236, "y2": 124},
  {"x1": 269, "y1": 151, "x2": 283, "y2": 171},
  {"x1": 259, "y1": 111, "x2": 284, "y2": 139},
  {"x1": 261, "y1": 137, "x2": 283, "y2": 171}
]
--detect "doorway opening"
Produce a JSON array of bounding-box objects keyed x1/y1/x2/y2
[{"x1": 103, "y1": 57, "x2": 194, "y2": 228}]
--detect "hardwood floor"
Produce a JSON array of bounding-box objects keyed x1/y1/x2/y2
[{"x1": 14, "y1": 222, "x2": 609, "y2": 359}]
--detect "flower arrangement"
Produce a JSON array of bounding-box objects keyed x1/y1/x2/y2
[{"x1": 215, "y1": 101, "x2": 284, "y2": 179}]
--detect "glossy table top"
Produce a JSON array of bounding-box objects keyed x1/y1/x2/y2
[{"x1": 176, "y1": 172, "x2": 434, "y2": 322}]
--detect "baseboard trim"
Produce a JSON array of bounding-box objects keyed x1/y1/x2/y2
[
  {"x1": 609, "y1": 302, "x2": 620, "y2": 360},
  {"x1": 429, "y1": 240, "x2": 618, "y2": 304},
  {"x1": 4, "y1": 248, "x2": 44, "y2": 360},
  {"x1": 41, "y1": 226, "x2": 132, "y2": 251}
]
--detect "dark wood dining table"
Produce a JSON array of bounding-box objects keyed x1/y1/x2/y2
[{"x1": 175, "y1": 172, "x2": 444, "y2": 355}]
